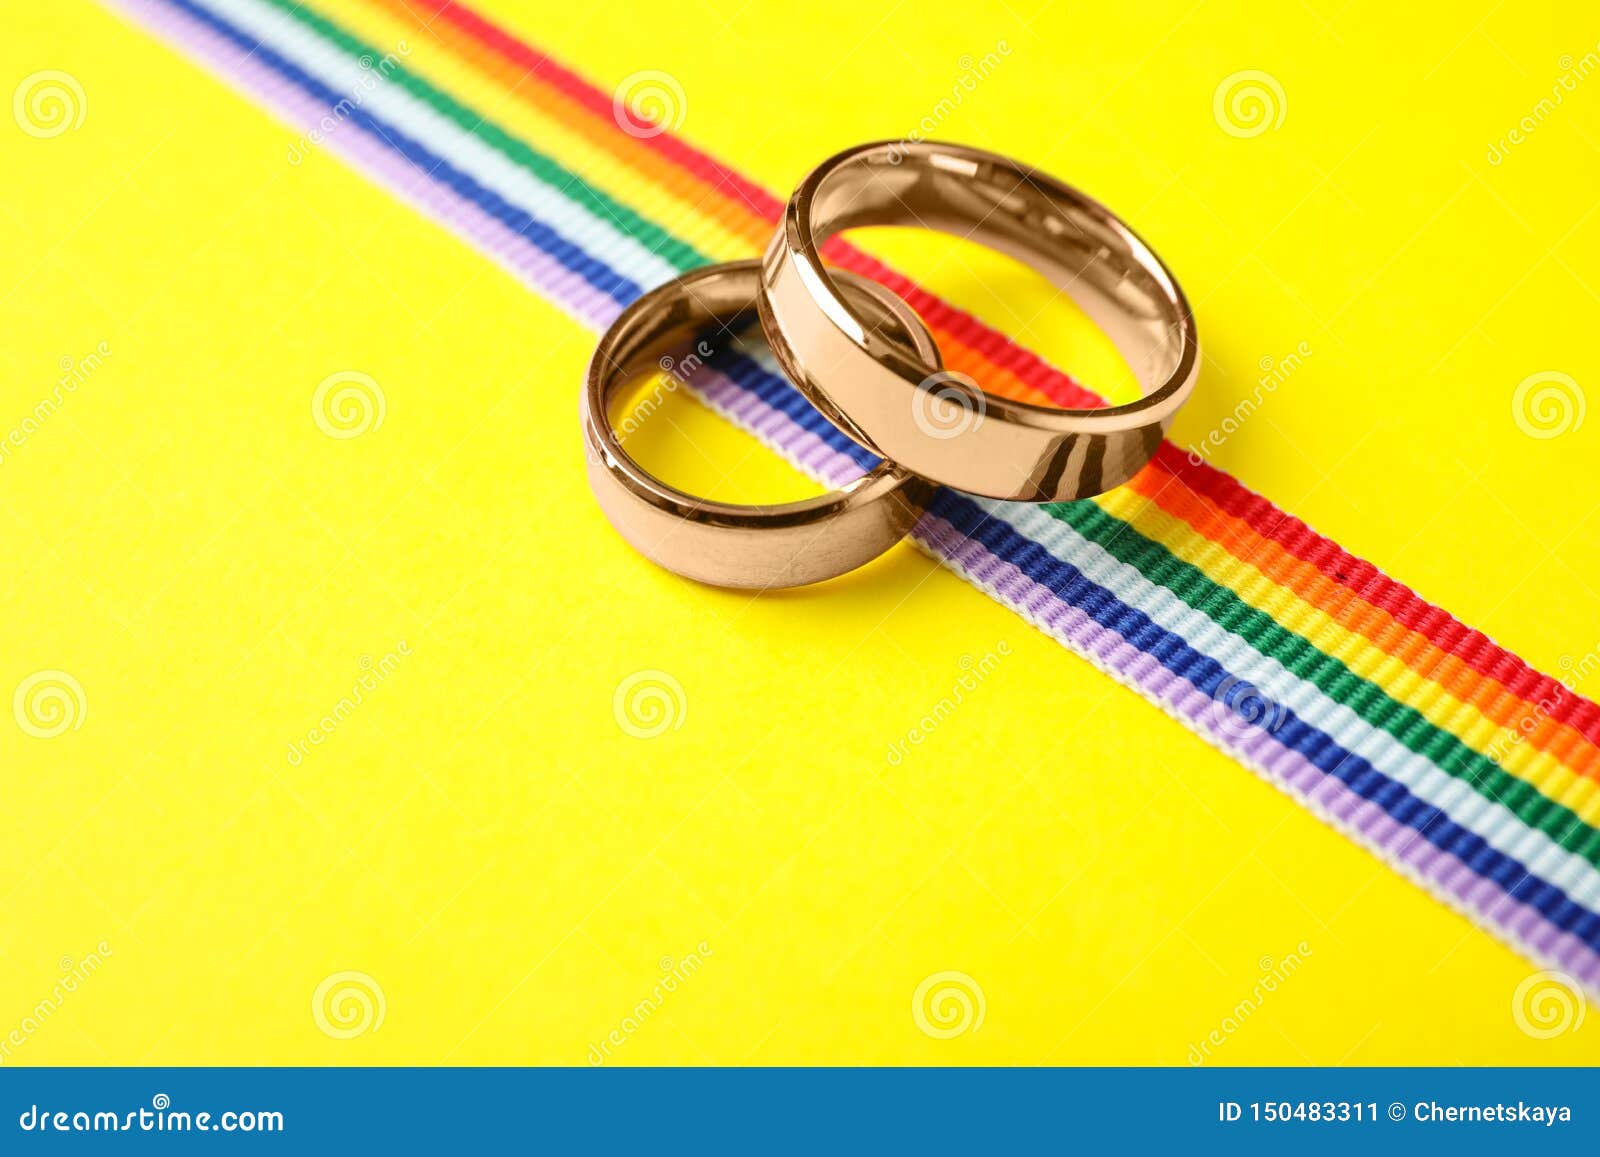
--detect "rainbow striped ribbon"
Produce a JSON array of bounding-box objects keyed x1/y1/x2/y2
[{"x1": 103, "y1": 0, "x2": 1600, "y2": 990}]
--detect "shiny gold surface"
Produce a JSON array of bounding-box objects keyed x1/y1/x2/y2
[
  {"x1": 759, "y1": 141, "x2": 1199, "y2": 501},
  {"x1": 581, "y1": 259, "x2": 940, "y2": 589}
]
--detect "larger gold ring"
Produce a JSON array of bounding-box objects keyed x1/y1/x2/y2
[
  {"x1": 758, "y1": 141, "x2": 1199, "y2": 502},
  {"x1": 581, "y1": 259, "x2": 940, "y2": 590}
]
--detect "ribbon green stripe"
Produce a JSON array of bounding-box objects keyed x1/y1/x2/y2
[
  {"x1": 1046, "y1": 497, "x2": 1600, "y2": 864},
  {"x1": 263, "y1": 0, "x2": 713, "y2": 273}
]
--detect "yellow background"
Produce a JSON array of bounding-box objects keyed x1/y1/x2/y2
[{"x1": 3, "y1": 0, "x2": 1598, "y2": 1064}]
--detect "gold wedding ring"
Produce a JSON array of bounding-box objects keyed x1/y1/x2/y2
[
  {"x1": 759, "y1": 141, "x2": 1198, "y2": 502},
  {"x1": 581, "y1": 259, "x2": 939, "y2": 589},
  {"x1": 582, "y1": 141, "x2": 1199, "y2": 583}
]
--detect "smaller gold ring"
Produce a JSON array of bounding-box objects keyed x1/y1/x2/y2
[
  {"x1": 582, "y1": 259, "x2": 940, "y2": 590},
  {"x1": 759, "y1": 140, "x2": 1199, "y2": 502}
]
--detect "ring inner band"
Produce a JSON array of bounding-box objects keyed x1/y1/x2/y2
[{"x1": 799, "y1": 143, "x2": 1191, "y2": 409}]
